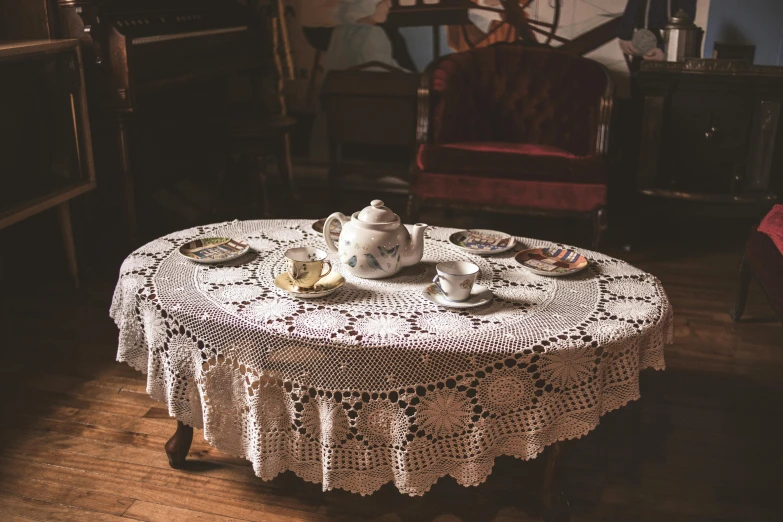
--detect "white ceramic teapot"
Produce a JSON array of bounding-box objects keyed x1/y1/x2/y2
[{"x1": 323, "y1": 200, "x2": 427, "y2": 279}]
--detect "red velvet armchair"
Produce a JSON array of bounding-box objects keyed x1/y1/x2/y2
[{"x1": 409, "y1": 44, "x2": 614, "y2": 247}]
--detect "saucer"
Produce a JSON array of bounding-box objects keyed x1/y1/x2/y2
[
  {"x1": 448, "y1": 229, "x2": 515, "y2": 255},
  {"x1": 274, "y1": 271, "x2": 346, "y2": 299},
  {"x1": 178, "y1": 238, "x2": 250, "y2": 264},
  {"x1": 312, "y1": 218, "x2": 341, "y2": 242},
  {"x1": 422, "y1": 283, "x2": 493, "y2": 309},
  {"x1": 514, "y1": 247, "x2": 588, "y2": 277}
]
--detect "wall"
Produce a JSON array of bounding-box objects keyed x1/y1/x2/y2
[
  {"x1": 405, "y1": 0, "x2": 712, "y2": 98},
  {"x1": 399, "y1": 26, "x2": 450, "y2": 72},
  {"x1": 703, "y1": 0, "x2": 783, "y2": 65}
]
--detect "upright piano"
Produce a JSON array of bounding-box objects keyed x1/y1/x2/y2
[{"x1": 55, "y1": 0, "x2": 266, "y2": 240}]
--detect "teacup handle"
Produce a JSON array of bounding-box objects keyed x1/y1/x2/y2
[
  {"x1": 320, "y1": 261, "x2": 332, "y2": 278},
  {"x1": 432, "y1": 274, "x2": 443, "y2": 294}
]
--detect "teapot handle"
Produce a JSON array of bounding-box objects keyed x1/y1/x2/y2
[{"x1": 323, "y1": 212, "x2": 347, "y2": 254}]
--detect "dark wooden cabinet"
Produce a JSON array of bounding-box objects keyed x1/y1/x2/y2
[
  {"x1": 635, "y1": 59, "x2": 782, "y2": 214},
  {"x1": 0, "y1": 40, "x2": 96, "y2": 286}
]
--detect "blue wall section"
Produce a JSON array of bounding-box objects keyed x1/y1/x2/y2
[
  {"x1": 399, "y1": 26, "x2": 451, "y2": 71},
  {"x1": 703, "y1": 0, "x2": 783, "y2": 65}
]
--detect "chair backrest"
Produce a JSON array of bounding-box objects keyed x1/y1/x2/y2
[{"x1": 428, "y1": 44, "x2": 612, "y2": 156}]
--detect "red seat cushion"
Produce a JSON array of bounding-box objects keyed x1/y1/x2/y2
[
  {"x1": 417, "y1": 142, "x2": 607, "y2": 184},
  {"x1": 410, "y1": 172, "x2": 606, "y2": 213}
]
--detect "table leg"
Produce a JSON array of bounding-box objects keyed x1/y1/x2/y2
[
  {"x1": 165, "y1": 420, "x2": 193, "y2": 469},
  {"x1": 541, "y1": 441, "x2": 570, "y2": 522}
]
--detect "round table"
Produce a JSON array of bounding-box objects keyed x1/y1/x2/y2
[{"x1": 111, "y1": 219, "x2": 671, "y2": 497}]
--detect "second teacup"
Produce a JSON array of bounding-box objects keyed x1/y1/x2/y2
[
  {"x1": 285, "y1": 246, "x2": 332, "y2": 290},
  {"x1": 433, "y1": 261, "x2": 479, "y2": 302}
]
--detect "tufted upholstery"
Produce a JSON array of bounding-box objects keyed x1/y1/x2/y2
[
  {"x1": 428, "y1": 45, "x2": 608, "y2": 155},
  {"x1": 411, "y1": 44, "x2": 612, "y2": 217}
]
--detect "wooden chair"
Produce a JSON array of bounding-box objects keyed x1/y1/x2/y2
[{"x1": 222, "y1": 106, "x2": 298, "y2": 217}]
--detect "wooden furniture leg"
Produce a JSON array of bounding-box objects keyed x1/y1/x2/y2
[
  {"x1": 279, "y1": 133, "x2": 298, "y2": 201},
  {"x1": 116, "y1": 116, "x2": 139, "y2": 245},
  {"x1": 541, "y1": 441, "x2": 570, "y2": 522},
  {"x1": 406, "y1": 194, "x2": 421, "y2": 224},
  {"x1": 591, "y1": 207, "x2": 607, "y2": 250},
  {"x1": 245, "y1": 154, "x2": 261, "y2": 218},
  {"x1": 730, "y1": 256, "x2": 752, "y2": 321},
  {"x1": 165, "y1": 420, "x2": 194, "y2": 469},
  {"x1": 57, "y1": 201, "x2": 79, "y2": 289},
  {"x1": 328, "y1": 139, "x2": 340, "y2": 196},
  {"x1": 257, "y1": 154, "x2": 271, "y2": 218}
]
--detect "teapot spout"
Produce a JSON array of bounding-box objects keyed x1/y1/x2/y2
[{"x1": 402, "y1": 223, "x2": 428, "y2": 267}]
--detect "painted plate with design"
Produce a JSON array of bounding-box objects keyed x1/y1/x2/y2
[
  {"x1": 313, "y1": 218, "x2": 341, "y2": 242},
  {"x1": 514, "y1": 247, "x2": 588, "y2": 277},
  {"x1": 448, "y1": 229, "x2": 515, "y2": 255},
  {"x1": 178, "y1": 238, "x2": 250, "y2": 264}
]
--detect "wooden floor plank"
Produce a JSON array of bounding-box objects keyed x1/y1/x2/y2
[
  {"x1": 121, "y1": 501, "x2": 246, "y2": 522},
  {"x1": 3, "y1": 426, "x2": 267, "y2": 485},
  {"x1": 0, "y1": 474, "x2": 134, "y2": 516},
  {"x1": 0, "y1": 455, "x2": 335, "y2": 522},
  {"x1": 0, "y1": 491, "x2": 128, "y2": 522}
]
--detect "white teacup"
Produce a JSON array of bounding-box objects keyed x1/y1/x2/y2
[
  {"x1": 285, "y1": 246, "x2": 332, "y2": 290},
  {"x1": 433, "y1": 261, "x2": 479, "y2": 302}
]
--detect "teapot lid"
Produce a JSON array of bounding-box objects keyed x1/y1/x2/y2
[
  {"x1": 357, "y1": 200, "x2": 396, "y2": 224},
  {"x1": 666, "y1": 9, "x2": 695, "y2": 29}
]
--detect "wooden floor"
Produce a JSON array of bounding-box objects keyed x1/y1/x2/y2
[{"x1": 1, "y1": 220, "x2": 782, "y2": 521}]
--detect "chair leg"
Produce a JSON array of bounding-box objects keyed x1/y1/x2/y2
[
  {"x1": 256, "y1": 154, "x2": 272, "y2": 218},
  {"x1": 541, "y1": 441, "x2": 570, "y2": 522},
  {"x1": 165, "y1": 420, "x2": 194, "y2": 469},
  {"x1": 57, "y1": 201, "x2": 79, "y2": 289},
  {"x1": 406, "y1": 193, "x2": 421, "y2": 224},
  {"x1": 591, "y1": 208, "x2": 607, "y2": 250},
  {"x1": 279, "y1": 133, "x2": 299, "y2": 201},
  {"x1": 328, "y1": 139, "x2": 340, "y2": 197},
  {"x1": 730, "y1": 256, "x2": 752, "y2": 322},
  {"x1": 213, "y1": 155, "x2": 229, "y2": 216}
]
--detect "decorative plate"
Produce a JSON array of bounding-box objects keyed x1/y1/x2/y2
[
  {"x1": 514, "y1": 247, "x2": 588, "y2": 277},
  {"x1": 178, "y1": 238, "x2": 250, "y2": 264},
  {"x1": 312, "y1": 218, "x2": 341, "y2": 242},
  {"x1": 422, "y1": 283, "x2": 493, "y2": 309},
  {"x1": 274, "y1": 271, "x2": 346, "y2": 299},
  {"x1": 448, "y1": 229, "x2": 516, "y2": 255}
]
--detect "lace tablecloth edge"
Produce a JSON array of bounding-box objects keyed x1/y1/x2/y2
[{"x1": 113, "y1": 338, "x2": 671, "y2": 497}]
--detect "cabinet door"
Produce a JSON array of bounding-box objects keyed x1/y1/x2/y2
[
  {"x1": 0, "y1": 49, "x2": 87, "y2": 214},
  {"x1": 660, "y1": 90, "x2": 753, "y2": 194}
]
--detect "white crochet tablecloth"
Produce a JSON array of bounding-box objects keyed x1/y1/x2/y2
[{"x1": 111, "y1": 219, "x2": 671, "y2": 496}]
